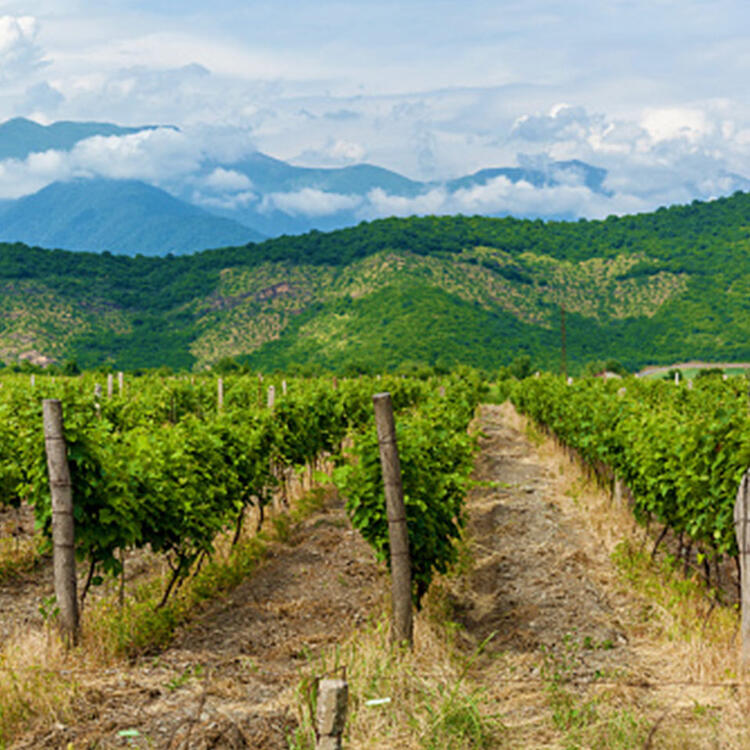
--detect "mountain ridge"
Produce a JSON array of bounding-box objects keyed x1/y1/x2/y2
[
  {"x1": 0, "y1": 178, "x2": 264, "y2": 256},
  {"x1": 1, "y1": 191, "x2": 749, "y2": 372},
  {"x1": 0, "y1": 117, "x2": 627, "y2": 248}
]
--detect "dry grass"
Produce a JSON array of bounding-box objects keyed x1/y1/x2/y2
[
  {"x1": 288, "y1": 590, "x2": 506, "y2": 750},
  {"x1": 0, "y1": 624, "x2": 88, "y2": 747}
]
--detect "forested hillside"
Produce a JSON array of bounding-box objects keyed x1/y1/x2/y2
[{"x1": 2, "y1": 191, "x2": 750, "y2": 372}]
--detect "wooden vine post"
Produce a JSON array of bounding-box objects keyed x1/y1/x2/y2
[
  {"x1": 42, "y1": 399, "x2": 79, "y2": 646},
  {"x1": 107, "y1": 373, "x2": 114, "y2": 398},
  {"x1": 217, "y1": 377, "x2": 224, "y2": 412},
  {"x1": 316, "y1": 677, "x2": 348, "y2": 749},
  {"x1": 373, "y1": 392, "x2": 413, "y2": 648},
  {"x1": 735, "y1": 469, "x2": 750, "y2": 667}
]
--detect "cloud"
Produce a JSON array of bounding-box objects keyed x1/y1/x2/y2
[
  {"x1": 0, "y1": 124, "x2": 257, "y2": 198},
  {"x1": 201, "y1": 167, "x2": 253, "y2": 192},
  {"x1": 511, "y1": 104, "x2": 597, "y2": 142},
  {"x1": 21, "y1": 81, "x2": 64, "y2": 115},
  {"x1": 640, "y1": 107, "x2": 715, "y2": 144},
  {"x1": 193, "y1": 190, "x2": 258, "y2": 211},
  {"x1": 0, "y1": 16, "x2": 47, "y2": 82},
  {"x1": 293, "y1": 137, "x2": 367, "y2": 166},
  {"x1": 69, "y1": 128, "x2": 201, "y2": 181},
  {"x1": 260, "y1": 188, "x2": 362, "y2": 217}
]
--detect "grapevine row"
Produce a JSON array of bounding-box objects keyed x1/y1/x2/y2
[
  {"x1": 512, "y1": 374, "x2": 750, "y2": 560},
  {"x1": 0, "y1": 369, "x2": 484, "y2": 607}
]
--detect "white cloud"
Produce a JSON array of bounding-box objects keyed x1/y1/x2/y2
[
  {"x1": 0, "y1": 15, "x2": 46, "y2": 82},
  {"x1": 641, "y1": 107, "x2": 714, "y2": 144},
  {"x1": 0, "y1": 125, "x2": 257, "y2": 198},
  {"x1": 363, "y1": 178, "x2": 648, "y2": 222},
  {"x1": 260, "y1": 188, "x2": 362, "y2": 217},
  {"x1": 201, "y1": 167, "x2": 253, "y2": 192},
  {"x1": 511, "y1": 105, "x2": 596, "y2": 142},
  {"x1": 294, "y1": 137, "x2": 367, "y2": 166}
]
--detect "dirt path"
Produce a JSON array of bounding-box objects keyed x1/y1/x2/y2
[{"x1": 449, "y1": 403, "x2": 747, "y2": 747}]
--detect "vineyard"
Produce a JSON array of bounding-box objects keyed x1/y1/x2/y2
[
  {"x1": 5, "y1": 367, "x2": 750, "y2": 746},
  {"x1": 0, "y1": 370, "x2": 483, "y2": 627},
  {"x1": 511, "y1": 373, "x2": 750, "y2": 585}
]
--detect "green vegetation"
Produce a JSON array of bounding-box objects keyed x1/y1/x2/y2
[
  {"x1": 4, "y1": 191, "x2": 750, "y2": 370},
  {"x1": 0, "y1": 370, "x2": 481, "y2": 614},
  {"x1": 511, "y1": 374, "x2": 750, "y2": 562}
]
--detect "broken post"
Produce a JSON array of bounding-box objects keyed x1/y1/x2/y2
[
  {"x1": 316, "y1": 678, "x2": 348, "y2": 750},
  {"x1": 373, "y1": 392, "x2": 413, "y2": 648},
  {"x1": 42, "y1": 400, "x2": 79, "y2": 646},
  {"x1": 735, "y1": 470, "x2": 750, "y2": 667}
]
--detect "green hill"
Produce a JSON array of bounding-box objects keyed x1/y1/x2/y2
[{"x1": 3, "y1": 191, "x2": 750, "y2": 372}]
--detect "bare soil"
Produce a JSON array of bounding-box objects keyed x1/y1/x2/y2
[{"x1": 8, "y1": 501, "x2": 385, "y2": 749}]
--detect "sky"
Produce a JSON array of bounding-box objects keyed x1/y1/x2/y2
[{"x1": 0, "y1": 0, "x2": 749, "y2": 221}]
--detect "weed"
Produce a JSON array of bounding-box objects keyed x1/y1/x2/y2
[
  {"x1": 165, "y1": 664, "x2": 204, "y2": 692},
  {"x1": 540, "y1": 634, "x2": 648, "y2": 749}
]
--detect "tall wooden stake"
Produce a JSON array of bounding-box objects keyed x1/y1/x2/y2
[
  {"x1": 373, "y1": 392, "x2": 413, "y2": 648},
  {"x1": 735, "y1": 469, "x2": 750, "y2": 667},
  {"x1": 42, "y1": 400, "x2": 79, "y2": 646},
  {"x1": 217, "y1": 377, "x2": 224, "y2": 412}
]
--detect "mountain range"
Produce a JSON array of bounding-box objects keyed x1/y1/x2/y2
[
  {"x1": 0, "y1": 117, "x2": 615, "y2": 254},
  {"x1": 2, "y1": 191, "x2": 750, "y2": 373}
]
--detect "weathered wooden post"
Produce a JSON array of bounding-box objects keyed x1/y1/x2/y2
[
  {"x1": 118, "y1": 370, "x2": 124, "y2": 394},
  {"x1": 94, "y1": 383, "x2": 102, "y2": 419},
  {"x1": 30, "y1": 374, "x2": 35, "y2": 388},
  {"x1": 613, "y1": 477, "x2": 625, "y2": 507},
  {"x1": 316, "y1": 678, "x2": 348, "y2": 750},
  {"x1": 735, "y1": 470, "x2": 750, "y2": 667},
  {"x1": 107, "y1": 373, "x2": 113, "y2": 398},
  {"x1": 373, "y1": 392, "x2": 413, "y2": 648},
  {"x1": 42, "y1": 400, "x2": 79, "y2": 646},
  {"x1": 217, "y1": 377, "x2": 224, "y2": 412},
  {"x1": 282, "y1": 379, "x2": 288, "y2": 396},
  {"x1": 674, "y1": 371, "x2": 680, "y2": 385},
  {"x1": 267, "y1": 385, "x2": 276, "y2": 408}
]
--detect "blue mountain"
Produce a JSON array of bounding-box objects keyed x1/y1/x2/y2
[
  {"x1": 0, "y1": 118, "x2": 166, "y2": 161},
  {"x1": 0, "y1": 179, "x2": 264, "y2": 256}
]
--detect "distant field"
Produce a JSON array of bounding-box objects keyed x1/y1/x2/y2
[{"x1": 638, "y1": 361, "x2": 750, "y2": 379}]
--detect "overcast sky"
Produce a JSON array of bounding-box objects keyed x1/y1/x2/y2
[{"x1": 0, "y1": 0, "x2": 749, "y2": 219}]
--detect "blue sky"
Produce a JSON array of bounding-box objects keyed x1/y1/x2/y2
[{"x1": 0, "y1": 0, "x2": 749, "y2": 220}]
